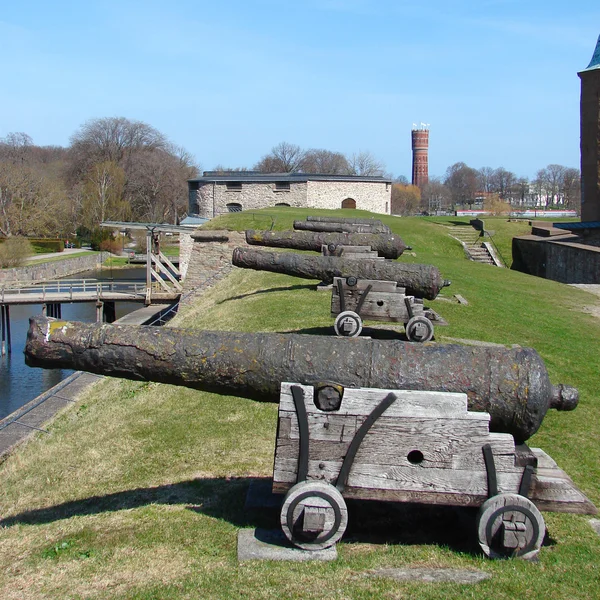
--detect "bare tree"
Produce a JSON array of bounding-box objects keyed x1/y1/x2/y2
[
  {"x1": 444, "y1": 162, "x2": 478, "y2": 207},
  {"x1": 301, "y1": 149, "x2": 350, "y2": 174},
  {"x1": 391, "y1": 184, "x2": 421, "y2": 215},
  {"x1": 535, "y1": 164, "x2": 567, "y2": 207},
  {"x1": 560, "y1": 167, "x2": 581, "y2": 211},
  {"x1": 67, "y1": 117, "x2": 197, "y2": 226},
  {"x1": 0, "y1": 132, "x2": 34, "y2": 164},
  {"x1": 347, "y1": 150, "x2": 385, "y2": 176},
  {"x1": 490, "y1": 167, "x2": 516, "y2": 199},
  {"x1": 477, "y1": 166, "x2": 495, "y2": 194},
  {"x1": 254, "y1": 142, "x2": 306, "y2": 172},
  {"x1": 421, "y1": 177, "x2": 451, "y2": 213},
  {"x1": 81, "y1": 161, "x2": 128, "y2": 228}
]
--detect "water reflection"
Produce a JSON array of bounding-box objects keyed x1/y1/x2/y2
[{"x1": 0, "y1": 267, "x2": 144, "y2": 420}]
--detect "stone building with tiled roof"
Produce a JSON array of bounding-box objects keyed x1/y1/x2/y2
[{"x1": 188, "y1": 172, "x2": 392, "y2": 219}]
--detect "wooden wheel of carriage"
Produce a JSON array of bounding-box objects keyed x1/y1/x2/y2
[
  {"x1": 405, "y1": 315, "x2": 434, "y2": 343},
  {"x1": 476, "y1": 493, "x2": 545, "y2": 560},
  {"x1": 334, "y1": 311, "x2": 363, "y2": 337},
  {"x1": 280, "y1": 481, "x2": 348, "y2": 550}
]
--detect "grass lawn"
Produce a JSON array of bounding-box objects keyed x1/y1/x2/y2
[{"x1": 0, "y1": 209, "x2": 599, "y2": 599}]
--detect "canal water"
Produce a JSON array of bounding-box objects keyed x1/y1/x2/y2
[{"x1": 0, "y1": 266, "x2": 145, "y2": 420}]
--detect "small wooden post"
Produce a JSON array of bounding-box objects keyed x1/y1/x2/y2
[
  {"x1": 5, "y1": 304, "x2": 10, "y2": 354},
  {"x1": 1, "y1": 304, "x2": 6, "y2": 356},
  {"x1": 96, "y1": 301, "x2": 104, "y2": 323},
  {"x1": 104, "y1": 301, "x2": 116, "y2": 323},
  {"x1": 146, "y1": 230, "x2": 152, "y2": 305}
]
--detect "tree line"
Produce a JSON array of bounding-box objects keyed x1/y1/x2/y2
[
  {"x1": 0, "y1": 118, "x2": 199, "y2": 240},
  {"x1": 392, "y1": 162, "x2": 581, "y2": 216},
  {"x1": 0, "y1": 121, "x2": 581, "y2": 240},
  {"x1": 214, "y1": 141, "x2": 386, "y2": 177}
]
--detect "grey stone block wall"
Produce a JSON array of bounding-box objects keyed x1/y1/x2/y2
[
  {"x1": 183, "y1": 231, "x2": 247, "y2": 293},
  {"x1": 194, "y1": 180, "x2": 391, "y2": 218},
  {"x1": 0, "y1": 254, "x2": 102, "y2": 284},
  {"x1": 178, "y1": 233, "x2": 194, "y2": 280},
  {"x1": 307, "y1": 180, "x2": 390, "y2": 214}
]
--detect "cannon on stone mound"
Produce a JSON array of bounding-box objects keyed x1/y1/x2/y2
[
  {"x1": 231, "y1": 247, "x2": 450, "y2": 300},
  {"x1": 232, "y1": 247, "x2": 449, "y2": 338},
  {"x1": 245, "y1": 229, "x2": 409, "y2": 259},
  {"x1": 293, "y1": 220, "x2": 390, "y2": 234},
  {"x1": 24, "y1": 318, "x2": 596, "y2": 558}
]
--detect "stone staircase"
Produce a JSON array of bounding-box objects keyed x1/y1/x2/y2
[{"x1": 448, "y1": 226, "x2": 498, "y2": 266}]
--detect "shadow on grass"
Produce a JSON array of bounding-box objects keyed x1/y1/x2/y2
[
  {"x1": 0, "y1": 476, "x2": 506, "y2": 555},
  {"x1": 219, "y1": 284, "x2": 317, "y2": 303},
  {"x1": 290, "y1": 326, "x2": 407, "y2": 340}
]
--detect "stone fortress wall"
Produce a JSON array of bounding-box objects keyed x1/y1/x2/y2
[
  {"x1": 307, "y1": 180, "x2": 390, "y2": 214},
  {"x1": 193, "y1": 179, "x2": 391, "y2": 219}
]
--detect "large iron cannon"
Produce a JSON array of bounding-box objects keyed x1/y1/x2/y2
[
  {"x1": 232, "y1": 247, "x2": 450, "y2": 300},
  {"x1": 25, "y1": 317, "x2": 578, "y2": 442},
  {"x1": 245, "y1": 229, "x2": 408, "y2": 259},
  {"x1": 306, "y1": 216, "x2": 388, "y2": 228},
  {"x1": 293, "y1": 220, "x2": 390, "y2": 234}
]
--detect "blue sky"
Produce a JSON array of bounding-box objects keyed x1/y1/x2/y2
[{"x1": 1, "y1": 1, "x2": 598, "y2": 179}]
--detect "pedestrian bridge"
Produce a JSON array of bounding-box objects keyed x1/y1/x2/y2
[{"x1": 0, "y1": 279, "x2": 180, "y2": 305}]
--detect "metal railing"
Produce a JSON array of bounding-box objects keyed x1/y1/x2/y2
[{"x1": 0, "y1": 279, "x2": 148, "y2": 302}]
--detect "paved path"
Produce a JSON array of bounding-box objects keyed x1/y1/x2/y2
[
  {"x1": 570, "y1": 283, "x2": 600, "y2": 298},
  {"x1": 25, "y1": 248, "x2": 95, "y2": 263}
]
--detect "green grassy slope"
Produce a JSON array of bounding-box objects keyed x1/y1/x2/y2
[{"x1": 0, "y1": 209, "x2": 598, "y2": 599}]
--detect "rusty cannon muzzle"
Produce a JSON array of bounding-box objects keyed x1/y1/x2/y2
[
  {"x1": 25, "y1": 317, "x2": 578, "y2": 442},
  {"x1": 232, "y1": 247, "x2": 449, "y2": 300},
  {"x1": 244, "y1": 229, "x2": 409, "y2": 259}
]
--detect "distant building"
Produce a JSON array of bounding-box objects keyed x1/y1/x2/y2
[
  {"x1": 411, "y1": 125, "x2": 429, "y2": 188},
  {"x1": 187, "y1": 172, "x2": 392, "y2": 219},
  {"x1": 578, "y1": 34, "x2": 600, "y2": 222}
]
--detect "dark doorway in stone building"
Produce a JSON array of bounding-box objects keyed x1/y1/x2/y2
[{"x1": 341, "y1": 198, "x2": 356, "y2": 209}]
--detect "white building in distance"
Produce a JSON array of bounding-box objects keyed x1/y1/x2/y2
[{"x1": 187, "y1": 171, "x2": 392, "y2": 219}]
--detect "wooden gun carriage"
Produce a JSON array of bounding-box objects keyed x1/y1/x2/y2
[
  {"x1": 331, "y1": 277, "x2": 445, "y2": 341},
  {"x1": 273, "y1": 383, "x2": 596, "y2": 559}
]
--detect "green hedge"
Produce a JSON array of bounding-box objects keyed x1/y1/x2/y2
[{"x1": 29, "y1": 239, "x2": 65, "y2": 253}]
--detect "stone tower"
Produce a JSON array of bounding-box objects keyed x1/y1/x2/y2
[
  {"x1": 411, "y1": 125, "x2": 429, "y2": 188},
  {"x1": 578, "y1": 35, "x2": 600, "y2": 222}
]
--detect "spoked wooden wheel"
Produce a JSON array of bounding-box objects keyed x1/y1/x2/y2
[
  {"x1": 280, "y1": 481, "x2": 348, "y2": 550},
  {"x1": 334, "y1": 310, "x2": 363, "y2": 337},
  {"x1": 477, "y1": 493, "x2": 545, "y2": 560}
]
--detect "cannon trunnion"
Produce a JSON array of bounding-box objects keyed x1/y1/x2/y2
[{"x1": 273, "y1": 383, "x2": 596, "y2": 558}]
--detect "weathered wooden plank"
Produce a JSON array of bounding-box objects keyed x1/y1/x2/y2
[
  {"x1": 273, "y1": 457, "x2": 522, "y2": 494},
  {"x1": 273, "y1": 458, "x2": 597, "y2": 513},
  {"x1": 274, "y1": 435, "x2": 517, "y2": 472},
  {"x1": 331, "y1": 292, "x2": 409, "y2": 321},
  {"x1": 279, "y1": 384, "x2": 484, "y2": 420},
  {"x1": 334, "y1": 278, "x2": 400, "y2": 292},
  {"x1": 530, "y1": 448, "x2": 558, "y2": 469},
  {"x1": 279, "y1": 410, "x2": 358, "y2": 442}
]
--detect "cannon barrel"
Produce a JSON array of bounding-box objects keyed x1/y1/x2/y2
[
  {"x1": 232, "y1": 247, "x2": 449, "y2": 300},
  {"x1": 306, "y1": 216, "x2": 387, "y2": 227},
  {"x1": 245, "y1": 229, "x2": 408, "y2": 259},
  {"x1": 293, "y1": 220, "x2": 390, "y2": 234},
  {"x1": 25, "y1": 317, "x2": 578, "y2": 441}
]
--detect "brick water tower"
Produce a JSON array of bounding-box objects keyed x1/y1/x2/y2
[
  {"x1": 411, "y1": 124, "x2": 429, "y2": 188},
  {"x1": 578, "y1": 35, "x2": 600, "y2": 221}
]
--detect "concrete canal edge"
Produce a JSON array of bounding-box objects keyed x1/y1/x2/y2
[{"x1": 0, "y1": 303, "x2": 174, "y2": 462}]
